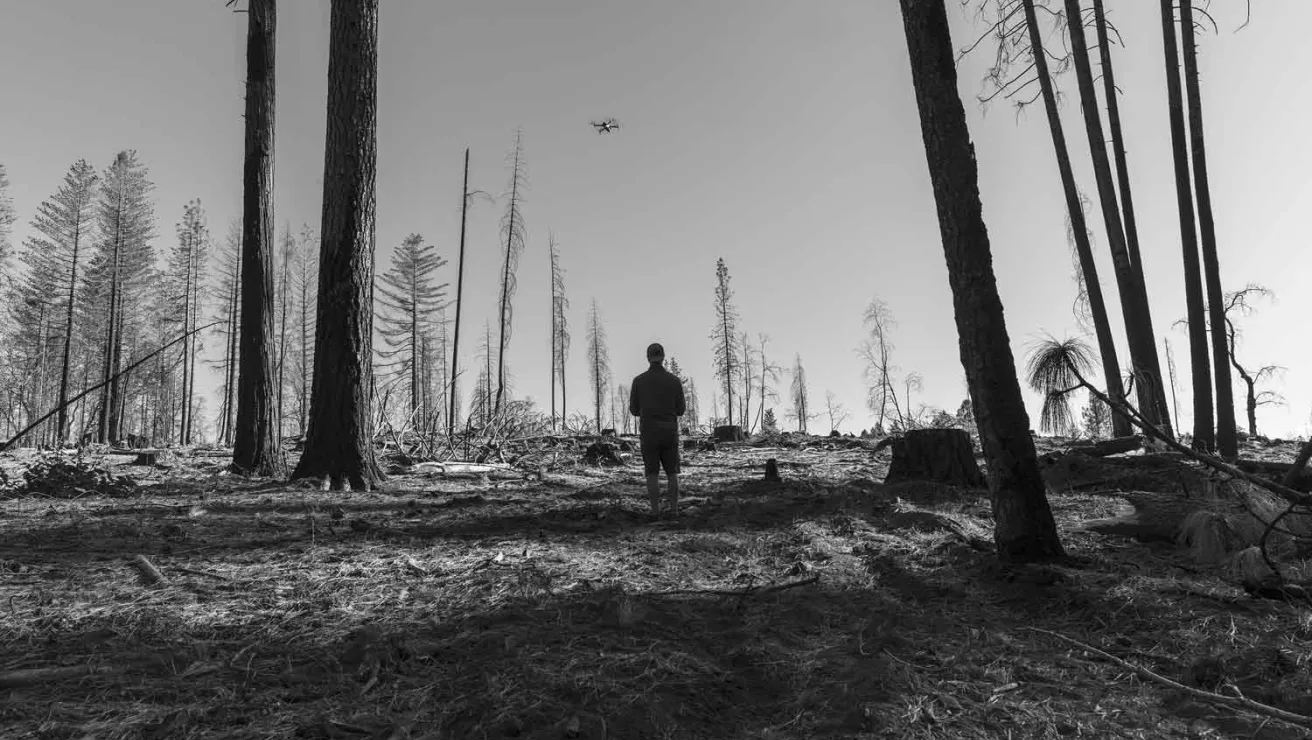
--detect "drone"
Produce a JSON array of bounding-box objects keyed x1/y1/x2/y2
[{"x1": 590, "y1": 118, "x2": 621, "y2": 134}]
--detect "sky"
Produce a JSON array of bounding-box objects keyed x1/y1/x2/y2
[{"x1": 1, "y1": 0, "x2": 1309, "y2": 440}]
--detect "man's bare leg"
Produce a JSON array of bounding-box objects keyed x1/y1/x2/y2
[
  {"x1": 666, "y1": 474, "x2": 680, "y2": 517},
  {"x1": 646, "y1": 475, "x2": 662, "y2": 515}
]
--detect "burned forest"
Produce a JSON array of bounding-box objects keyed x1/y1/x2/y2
[{"x1": 2, "y1": 1, "x2": 1312, "y2": 738}]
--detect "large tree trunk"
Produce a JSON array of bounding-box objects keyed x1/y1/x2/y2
[
  {"x1": 1160, "y1": 0, "x2": 1214, "y2": 451},
  {"x1": 1180, "y1": 0, "x2": 1236, "y2": 460},
  {"x1": 1020, "y1": 0, "x2": 1130, "y2": 438},
  {"x1": 1063, "y1": 0, "x2": 1174, "y2": 439},
  {"x1": 233, "y1": 0, "x2": 284, "y2": 476},
  {"x1": 291, "y1": 0, "x2": 384, "y2": 491},
  {"x1": 897, "y1": 0, "x2": 1064, "y2": 561}
]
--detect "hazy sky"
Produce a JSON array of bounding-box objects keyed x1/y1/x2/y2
[{"x1": 2, "y1": 0, "x2": 1309, "y2": 438}]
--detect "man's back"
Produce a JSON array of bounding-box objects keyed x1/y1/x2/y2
[{"x1": 630, "y1": 365, "x2": 686, "y2": 429}]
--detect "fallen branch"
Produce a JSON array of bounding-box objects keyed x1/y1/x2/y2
[
  {"x1": 131, "y1": 554, "x2": 167, "y2": 586},
  {"x1": 1025, "y1": 627, "x2": 1312, "y2": 730},
  {"x1": 648, "y1": 574, "x2": 820, "y2": 598},
  {"x1": 0, "y1": 665, "x2": 122, "y2": 689}
]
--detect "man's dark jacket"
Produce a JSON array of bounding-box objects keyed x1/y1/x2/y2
[{"x1": 629, "y1": 364, "x2": 686, "y2": 433}]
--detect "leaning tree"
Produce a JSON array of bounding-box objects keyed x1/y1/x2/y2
[{"x1": 898, "y1": 0, "x2": 1063, "y2": 560}]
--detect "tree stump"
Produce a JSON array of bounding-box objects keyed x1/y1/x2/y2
[
  {"x1": 713, "y1": 425, "x2": 744, "y2": 443},
  {"x1": 882, "y1": 429, "x2": 985, "y2": 487},
  {"x1": 131, "y1": 449, "x2": 174, "y2": 467},
  {"x1": 764, "y1": 458, "x2": 782, "y2": 483}
]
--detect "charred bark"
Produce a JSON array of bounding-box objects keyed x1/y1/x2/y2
[
  {"x1": 1021, "y1": 0, "x2": 1130, "y2": 437},
  {"x1": 898, "y1": 0, "x2": 1064, "y2": 560},
  {"x1": 1160, "y1": 0, "x2": 1215, "y2": 451},
  {"x1": 290, "y1": 0, "x2": 384, "y2": 491},
  {"x1": 232, "y1": 0, "x2": 284, "y2": 477}
]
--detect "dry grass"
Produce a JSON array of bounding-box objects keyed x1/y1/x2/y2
[{"x1": 1, "y1": 440, "x2": 1311, "y2": 739}]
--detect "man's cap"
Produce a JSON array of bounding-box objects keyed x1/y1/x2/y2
[{"x1": 646, "y1": 342, "x2": 665, "y2": 358}]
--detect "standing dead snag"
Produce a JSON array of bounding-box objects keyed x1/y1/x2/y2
[
  {"x1": 291, "y1": 0, "x2": 384, "y2": 491},
  {"x1": 232, "y1": 0, "x2": 284, "y2": 476},
  {"x1": 898, "y1": 0, "x2": 1063, "y2": 560}
]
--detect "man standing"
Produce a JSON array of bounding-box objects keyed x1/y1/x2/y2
[{"x1": 629, "y1": 343, "x2": 686, "y2": 516}]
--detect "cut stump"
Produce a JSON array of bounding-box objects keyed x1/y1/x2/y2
[
  {"x1": 882, "y1": 428, "x2": 985, "y2": 487},
  {"x1": 713, "y1": 425, "x2": 745, "y2": 443},
  {"x1": 131, "y1": 449, "x2": 174, "y2": 467},
  {"x1": 764, "y1": 458, "x2": 782, "y2": 483}
]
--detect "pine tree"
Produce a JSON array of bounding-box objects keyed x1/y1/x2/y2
[
  {"x1": 376, "y1": 233, "x2": 448, "y2": 429},
  {"x1": 789, "y1": 353, "x2": 810, "y2": 433},
  {"x1": 0, "y1": 164, "x2": 15, "y2": 273},
  {"x1": 291, "y1": 224, "x2": 318, "y2": 435},
  {"x1": 86, "y1": 150, "x2": 156, "y2": 443},
  {"x1": 586, "y1": 299, "x2": 611, "y2": 434},
  {"x1": 493, "y1": 131, "x2": 527, "y2": 416},
  {"x1": 710, "y1": 258, "x2": 742, "y2": 425},
  {"x1": 549, "y1": 234, "x2": 570, "y2": 430},
  {"x1": 18, "y1": 160, "x2": 99, "y2": 442},
  {"x1": 166, "y1": 199, "x2": 209, "y2": 445}
]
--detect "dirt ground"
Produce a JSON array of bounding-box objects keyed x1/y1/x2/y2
[{"x1": 2, "y1": 435, "x2": 1311, "y2": 739}]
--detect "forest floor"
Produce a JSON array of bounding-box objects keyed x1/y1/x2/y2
[{"x1": 1, "y1": 434, "x2": 1311, "y2": 739}]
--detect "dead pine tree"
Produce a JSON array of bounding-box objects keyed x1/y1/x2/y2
[
  {"x1": 789, "y1": 354, "x2": 810, "y2": 434},
  {"x1": 1220, "y1": 285, "x2": 1283, "y2": 437},
  {"x1": 710, "y1": 258, "x2": 741, "y2": 431},
  {"x1": 898, "y1": 0, "x2": 1064, "y2": 560},
  {"x1": 24, "y1": 160, "x2": 98, "y2": 442},
  {"x1": 290, "y1": 0, "x2": 384, "y2": 490},
  {"x1": 231, "y1": 0, "x2": 283, "y2": 476},
  {"x1": 1180, "y1": 0, "x2": 1236, "y2": 459},
  {"x1": 548, "y1": 233, "x2": 570, "y2": 431},
  {"x1": 493, "y1": 131, "x2": 527, "y2": 417},
  {"x1": 586, "y1": 299, "x2": 610, "y2": 434}
]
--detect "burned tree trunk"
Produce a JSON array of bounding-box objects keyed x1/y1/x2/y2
[
  {"x1": 883, "y1": 429, "x2": 985, "y2": 487},
  {"x1": 897, "y1": 0, "x2": 1064, "y2": 560},
  {"x1": 289, "y1": 0, "x2": 384, "y2": 491},
  {"x1": 232, "y1": 0, "x2": 284, "y2": 477}
]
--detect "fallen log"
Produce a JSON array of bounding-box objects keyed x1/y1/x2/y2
[
  {"x1": 1234, "y1": 458, "x2": 1312, "y2": 492},
  {"x1": 1063, "y1": 435, "x2": 1143, "y2": 458}
]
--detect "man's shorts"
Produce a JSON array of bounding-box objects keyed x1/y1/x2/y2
[{"x1": 639, "y1": 425, "x2": 680, "y2": 477}]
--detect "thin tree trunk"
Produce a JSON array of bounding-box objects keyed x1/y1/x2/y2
[
  {"x1": 898, "y1": 0, "x2": 1064, "y2": 561},
  {"x1": 55, "y1": 218, "x2": 85, "y2": 442},
  {"x1": 222, "y1": 259, "x2": 240, "y2": 445},
  {"x1": 233, "y1": 0, "x2": 284, "y2": 476},
  {"x1": 1020, "y1": 0, "x2": 1130, "y2": 437},
  {"x1": 1093, "y1": 0, "x2": 1150, "y2": 304},
  {"x1": 276, "y1": 231, "x2": 291, "y2": 442},
  {"x1": 549, "y1": 250, "x2": 557, "y2": 431},
  {"x1": 1160, "y1": 0, "x2": 1214, "y2": 451},
  {"x1": 449, "y1": 148, "x2": 469, "y2": 439},
  {"x1": 1180, "y1": 0, "x2": 1236, "y2": 459},
  {"x1": 1063, "y1": 0, "x2": 1173, "y2": 439},
  {"x1": 291, "y1": 0, "x2": 384, "y2": 490},
  {"x1": 180, "y1": 231, "x2": 193, "y2": 445}
]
